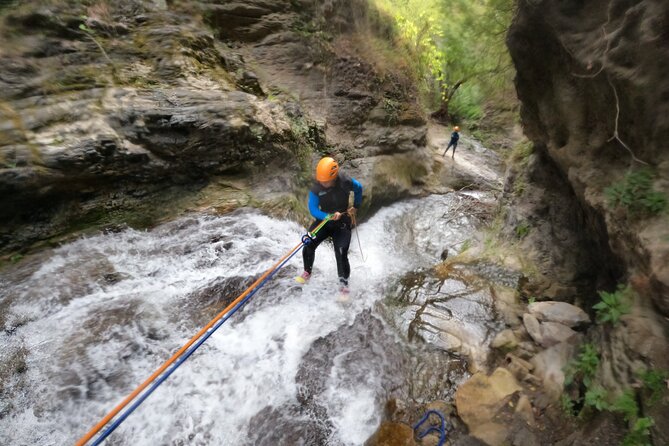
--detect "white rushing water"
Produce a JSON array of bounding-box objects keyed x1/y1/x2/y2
[{"x1": 0, "y1": 194, "x2": 484, "y2": 446}]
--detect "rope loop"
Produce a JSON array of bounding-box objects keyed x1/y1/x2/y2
[{"x1": 413, "y1": 410, "x2": 447, "y2": 445}]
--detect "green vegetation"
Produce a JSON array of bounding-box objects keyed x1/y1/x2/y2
[
  {"x1": 622, "y1": 417, "x2": 654, "y2": 446},
  {"x1": 458, "y1": 238, "x2": 472, "y2": 253},
  {"x1": 509, "y1": 141, "x2": 534, "y2": 195},
  {"x1": 593, "y1": 284, "x2": 633, "y2": 325},
  {"x1": 583, "y1": 386, "x2": 608, "y2": 411},
  {"x1": 562, "y1": 339, "x2": 666, "y2": 446},
  {"x1": 605, "y1": 169, "x2": 667, "y2": 217},
  {"x1": 611, "y1": 390, "x2": 638, "y2": 421},
  {"x1": 0, "y1": 0, "x2": 18, "y2": 12},
  {"x1": 509, "y1": 140, "x2": 534, "y2": 165},
  {"x1": 638, "y1": 368, "x2": 669, "y2": 405},
  {"x1": 560, "y1": 393, "x2": 575, "y2": 416},
  {"x1": 514, "y1": 221, "x2": 530, "y2": 239},
  {"x1": 565, "y1": 343, "x2": 599, "y2": 388},
  {"x1": 371, "y1": 0, "x2": 515, "y2": 121}
]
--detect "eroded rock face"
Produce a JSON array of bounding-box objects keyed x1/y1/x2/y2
[
  {"x1": 0, "y1": 0, "x2": 432, "y2": 255},
  {"x1": 0, "y1": 1, "x2": 322, "y2": 253},
  {"x1": 221, "y1": 0, "x2": 432, "y2": 207},
  {"x1": 507, "y1": 0, "x2": 669, "y2": 316}
]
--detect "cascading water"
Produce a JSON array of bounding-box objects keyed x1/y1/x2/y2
[{"x1": 0, "y1": 194, "x2": 493, "y2": 446}]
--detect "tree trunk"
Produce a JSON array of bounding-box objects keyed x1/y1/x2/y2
[{"x1": 430, "y1": 80, "x2": 463, "y2": 122}]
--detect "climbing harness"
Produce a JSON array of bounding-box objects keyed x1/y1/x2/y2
[
  {"x1": 413, "y1": 410, "x2": 448, "y2": 446},
  {"x1": 76, "y1": 216, "x2": 332, "y2": 446}
]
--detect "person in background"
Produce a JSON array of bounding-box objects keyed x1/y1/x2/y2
[
  {"x1": 295, "y1": 157, "x2": 363, "y2": 296},
  {"x1": 443, "y1": 126, "x2": 460, "y2": 158}
]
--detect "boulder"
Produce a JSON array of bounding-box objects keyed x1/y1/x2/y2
[
  {"x1": 528, "y1": 301, "x2": 590, "y2": 327},
  {"x1": 530, "y1": 341, "x2": 577, "y2": 400},
  {"x1": 522, "y1": 313, "x2": 542, "y2": 345},
  {"x1": 539, "y1": 321, "x2": 578, "y2": 347},
  {"x1": 455, "y1": 367, "x2": 521, "y2": 446},
  {"x1": 515, "y1": 394, "x2": 535, "y2": 426},
  {"x1": 364, "y1": 422, "x2": 416, "y2": 446},
  {"x1": 491, "y1": 329, "x2": 519, "y2": 350},
  {"x1": 522, "y1": 313, "x2": 578, "y2": 347}
]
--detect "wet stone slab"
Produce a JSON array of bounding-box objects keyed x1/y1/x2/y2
[{"x1": 385, "y1": 265, "x2": 507, "y2": 371}]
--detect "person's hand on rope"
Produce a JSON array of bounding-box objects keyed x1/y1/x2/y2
[{"x1": 331, "y1": 211, "x2": 342, "y2": 221}]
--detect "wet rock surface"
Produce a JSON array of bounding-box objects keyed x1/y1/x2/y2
[{"x1": 385, "y1": 265, "x2": 508, "y2": 371}]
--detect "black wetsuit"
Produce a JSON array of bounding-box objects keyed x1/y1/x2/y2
[
  {"x1": 303, "y1": 173, "x2": 363, "y2": 286},
  {"x1": 444, "y1": 131, "x2": 460, "y2": 156}
]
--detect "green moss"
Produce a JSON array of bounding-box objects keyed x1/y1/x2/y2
[
  {"x1": 514, "y1": 221, "x2": 530, "y2": 239},
  {"x1": 255, "y1": 194, "x2": 310, "y2": 225},
  {"x1": 508, "y1": 140, "x2": 533, "y2": 166}
]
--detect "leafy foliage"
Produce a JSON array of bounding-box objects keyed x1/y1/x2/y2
[
  {"x1": 605, "y1": 169, "x2": 667, "y2": 217},
  {"x1": 371, "y1": 0, "x2": 515, "y2": 118},
  {"x1": 584, "y1": 386, "x2": 609, "y2": 411},
  {"x1": 560, "y1": 393, "x2": 576, "y2": 416},
  {"x1": 638, "y1": 368, "x2": 669, "y2": 405},
  {"x1": 449, "y1": 83, "x2": 484, "y2": 120},
  {"x1": 622, "y1": 417, "x2": 654, "y2": 446},
  {"x1": 564, "y1": 343, "x2": 599, "y2": 388},
  {"x1": 593, "y1": 284, "x2": 633, "y2": 325},
  {"x1": 612, "y1": 390, "x2": 638, "y2": 422},
  {"x1": 562, "y1": 346, "x2": 662, "y2": 444}
]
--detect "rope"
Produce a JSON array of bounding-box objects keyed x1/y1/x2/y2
[
  {"x1": 349, "y1": 211, "x2": 366, "y2": 262},
  {"x1": 413, "y1": 410, "x2": 447, "y2": 446},
  {"x1": 76, "y1": 217, "x2": 331, "y2": 445}
]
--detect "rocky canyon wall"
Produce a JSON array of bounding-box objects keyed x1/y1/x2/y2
[
  {"x1": 507, "y1": 0, "x2": 669, "y2": 317},
  {"x1": 0, "y1": 0, "x2": 431, "y2": 255}
]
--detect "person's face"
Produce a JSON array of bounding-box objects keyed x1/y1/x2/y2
[{"x1": 318, "y1": 179, "x2": 336, "y2": 188}]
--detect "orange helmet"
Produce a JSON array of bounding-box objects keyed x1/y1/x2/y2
[
  {"x1": 454, "y1": 126, "x2": 460, "y2": 131},
  {"x1": 316, "y1": 157, "x2": 339, "y2": 182}
]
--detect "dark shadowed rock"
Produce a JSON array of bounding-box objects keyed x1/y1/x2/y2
[{"x1": 507, "y1": 0, "x2": 669, "y2": 316}]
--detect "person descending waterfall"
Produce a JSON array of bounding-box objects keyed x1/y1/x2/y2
[
  {"x1": 295, "y1": 157, "x2": 363, "y2": 297},
  {"x1": 443, "y1": 126, "x2": 460, "y2": 158}
]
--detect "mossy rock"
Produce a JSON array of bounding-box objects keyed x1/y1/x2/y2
[{"x1": 370, "y1": 154, "x2": 429, "y2": 209}]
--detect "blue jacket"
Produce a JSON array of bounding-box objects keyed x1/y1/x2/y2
[{"x1": 308, "y1": 173, "x2": 363, "y2": 221}]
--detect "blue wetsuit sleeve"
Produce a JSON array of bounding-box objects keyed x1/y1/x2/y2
[
  {"x1": 352, "y1": 178, "x2": 363, "y2": 208},
  {"x1": 308, "y1": 191, "x2": 329, "y2": 220}
]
